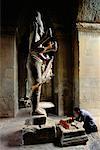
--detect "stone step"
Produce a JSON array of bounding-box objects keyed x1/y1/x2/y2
[{"x1": 39, "y1": 102, "x2": 55, "y2": 109}]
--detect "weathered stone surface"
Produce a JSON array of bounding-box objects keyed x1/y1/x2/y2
[
  {"x1": 54, "y1": 31, "x2": 73, "y2": 116},
  {"x1": 22, "y1": 117, "x2": 56, "y2": 145},
  {"x1": 76, "y1": 23, "x2": 100, "y2": 115},
  {"x1": 0, "y1": 109, "x2": 100, "y2": 149},
  {"x1": 22, "y1": 125, "x2": 56, "y2": 145},
  {"x1": 56, "y1": 125, "x2": 88, "y2": 147},
  {"x1": 25, "y1": 115, "x2": 47, "y2": 126},
  {"x1": 0, "y1": 29, "x2": 18, "y2": 117},
  {"x1": 77, "y1": 0, "x2": 100, "y2": 23}
]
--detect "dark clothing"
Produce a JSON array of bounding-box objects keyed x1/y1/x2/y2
[{"x1": 78, "y1": 109, "x2": 98, "y2": 134}]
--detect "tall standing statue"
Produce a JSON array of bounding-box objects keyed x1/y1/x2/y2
[{"x1": 26, "y1": 10, "x2": 58, "y2": 115}]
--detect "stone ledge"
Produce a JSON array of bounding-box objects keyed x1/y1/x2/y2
[{"x1": 76, "y1": 22, "x2": 100, "y2": 33}]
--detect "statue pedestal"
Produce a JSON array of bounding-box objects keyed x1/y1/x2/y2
[
  {"x1": 21, "y1": 103, "x2": 56, "y2": 145},
  {"x1": 25, "y1": 107, "x2": 47, "y2": 126},
  {"x1": 25, "y1": 115, "x2": 47, "y2": 126},
  {"x1": 21, "y1": 117, "x2": 88, "y2": 147},
  {"x1": 22, "y1": 117, "x2": 56, "y2": 145}
]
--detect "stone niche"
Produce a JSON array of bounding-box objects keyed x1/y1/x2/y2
[
  {"x1": 76, "y1": 23, "x2": 100, "y2": 116},
  {"x1": 0, "y1": 27, "x2": 18, "y2": 117},
  {"x1": 53, "y1": 29, "x2": 73, "y2": 116}
]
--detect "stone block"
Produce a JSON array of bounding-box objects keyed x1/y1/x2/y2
[
  {"x1": 22, "y1": 123, "x2": 56, "y2": 145},
  {"x1": 55, "y1": 124, "x2": 88, "y2": 147},
  {"x1": 25, "y1": 115, "x2": 47, "y2": 126}
]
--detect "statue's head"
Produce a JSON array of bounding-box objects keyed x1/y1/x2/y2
[
  {"x1": 35, "y1": 11, "x2": 42, "y2": 25},
  {"x1": 32, "y1": 10, "x2": 44, "y2": 37}
]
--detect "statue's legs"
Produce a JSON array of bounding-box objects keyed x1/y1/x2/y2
[
  {"x1": 26, "y1": 54, "x2": 43, "y2": 115},
  {"x1": 31, "y1": 61, "x2": 42, "y2": 114}
]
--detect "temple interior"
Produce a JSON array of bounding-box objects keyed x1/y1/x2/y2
[{"x1": 0, "y1": 0, "x2": 100, "y2": 149}]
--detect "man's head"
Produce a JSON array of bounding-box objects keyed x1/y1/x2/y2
[{"x1": 73, "y1": 107, "x2": 80, "y2": 118}]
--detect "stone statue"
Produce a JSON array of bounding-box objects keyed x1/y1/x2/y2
[{"x1": 26, "y1": 10, "x2": 58, "y2": 115}]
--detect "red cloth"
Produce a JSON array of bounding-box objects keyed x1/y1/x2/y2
[{"x1": 59, "y1": 120, "x2": 69, "y2": 129}]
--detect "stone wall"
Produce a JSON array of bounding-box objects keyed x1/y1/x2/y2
[
  {"x1": 76, "y1": 23, "x2": 100, "y2": 116},
  {"x1": 54, "y1": 29, "x2": 73, "y2": 116},
  {"x1": 77, "y1": 0, "x2": 100, "y2": 23},
  {"x1": 73, "y1": 0, "x2": 100, "y2": 116},
  {"x1": 0, "y1": 29, "x2": 18, "y2": 117}
]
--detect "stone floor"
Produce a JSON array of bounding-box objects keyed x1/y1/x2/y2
[{"x1": 0, "y1": 108, "x2": 100, "y2": 150}]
